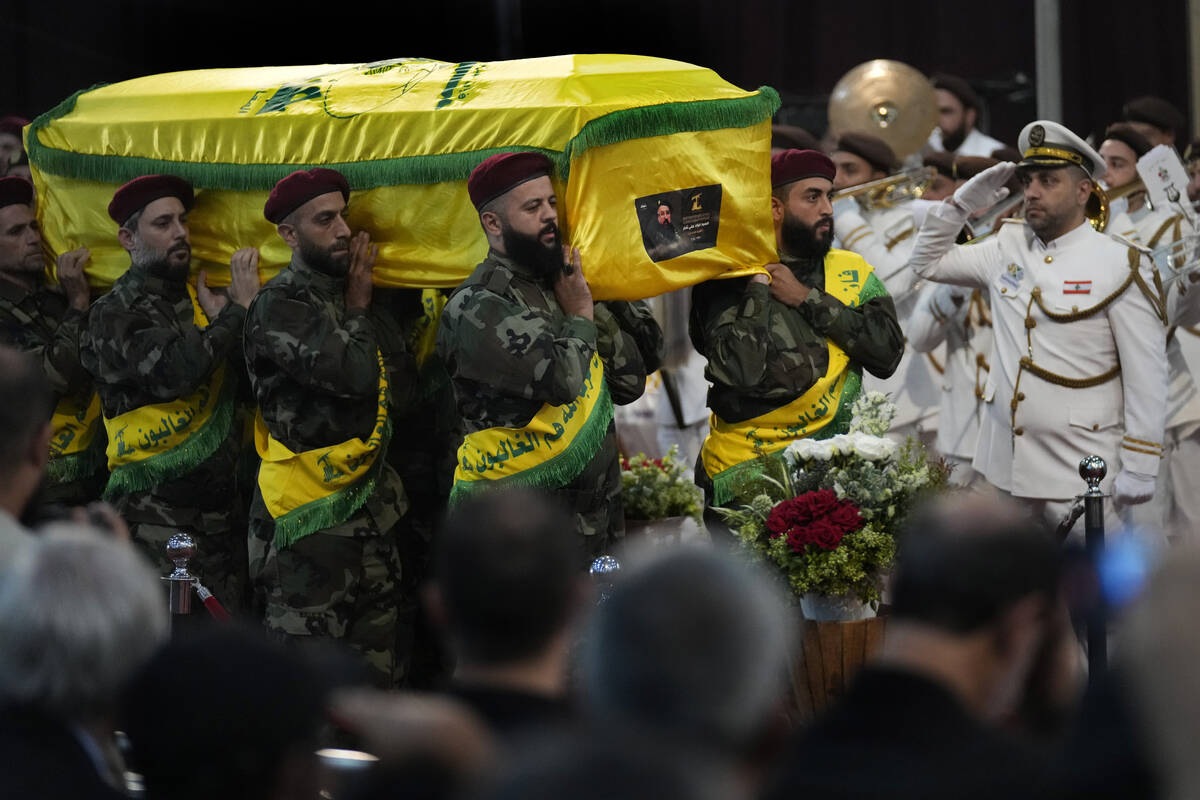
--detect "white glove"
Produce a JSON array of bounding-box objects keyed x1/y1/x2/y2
[
  {"x1": 950, "y1": 161, "x2": 1018, "y2": 215},
  {"x1": 1113, "y1": 469, "x2": 1156, "y2": 505}
]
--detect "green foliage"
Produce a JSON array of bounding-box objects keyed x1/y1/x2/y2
[{"x1": 621, "y1": 445, "x2": 704, "y2": 523}]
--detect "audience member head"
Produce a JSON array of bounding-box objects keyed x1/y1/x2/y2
[
  {"x1": 0, "y1": 116, "x2": 26, "y2": 170},
  {"x1": 579, "y1": 549, "x2": 793, "y2": 756},
  {"x1": 933, "y1": 73, "x2": 983, "y2": 151},
  {"x1": 0, "y1": 527, "x2": 167, "y2": 722},
  {"x1": 110, "y1": 174, "x2": 194, "y2": 280},
  {"x1": 469, "y1": 152, "x2": 561, "y2": 278},
  {"x1": 770, "y1": 149, "x2": 836, "y2": 260},
  {"x1": 1122, "y1": 95, "x2": 1185, "y2": 147},
  {"x1": 831, "y1": 132, "x2": 896, "y2": 191},
  {"x1": 771, "y1": 124, "x2": 820, "y2": 155},
  {"x1": 122, "y1": 625, "x2": 326, "y2": 800},
  {"x1": 429, "y1": 489, "x2": 583, "y2": 683},
  {"x1": 267, "y1": 168, "x2": 353, "y2": 277},
  {"x1": 0, "y1": 346, "x2": 53, "y2": 518},
  {"x1": 0, "y1": 177, "x2": 41, "y2": 278},
  {"x1": 885, "y1": 495, "x2": 1068, "y2": 722}
]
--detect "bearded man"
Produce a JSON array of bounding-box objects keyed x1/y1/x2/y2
[
  {"x1": 690, "y1": 149, "x2": 903, "y2": 510},
  {"x1": 436, "y1": 152, "x2": 661, "y2": 561},
  {"x1": 80, "y1": 174, "x2": 261, "y2": 609},
  {"x1": 243, "y1": 168, "x2": 414, "y2": 687}
]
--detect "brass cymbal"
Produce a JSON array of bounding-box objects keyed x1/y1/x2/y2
[{"x1": 828, "y1": 60, "x2": 938, "y2": 159}]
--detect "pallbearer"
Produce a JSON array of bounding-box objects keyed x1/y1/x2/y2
[{"x1": 80, "y1": 175, "x2": 261, "y2": 608}]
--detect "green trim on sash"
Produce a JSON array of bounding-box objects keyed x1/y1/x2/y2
[
  {"x1": 448, "y1": 381, "x2": 614, "y2": 506},
  {"x1": 102, "y1": 376, "x2": 236, "y2": 500},
  {"x1": 46, "y1": 428, "x2": 108, "y2": 486}
]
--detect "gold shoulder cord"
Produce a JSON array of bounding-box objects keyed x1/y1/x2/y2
[{"x1": 1009, "y1": 248, "x2": 1155, "y2": 429}]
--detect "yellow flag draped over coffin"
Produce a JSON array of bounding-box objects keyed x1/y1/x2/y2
[{"x1": 26, "y1": 55, "x2": 777, "y2": 300}]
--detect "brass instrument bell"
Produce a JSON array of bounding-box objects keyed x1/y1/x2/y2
[{"x1": 827, "y1": 60, "x2": 939, "y2": 160}]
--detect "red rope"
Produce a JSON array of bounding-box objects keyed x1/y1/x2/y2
[{"x1": 193, "y1": 581, "x2": 231, "y2": 621}]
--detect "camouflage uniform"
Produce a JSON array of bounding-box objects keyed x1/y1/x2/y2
[
  {"x1": 689, "y1": 253, "x2": 904, "y2": 502},
  {"x1": 0, "y1": 275, "x2": 106, "y2": 512},
  {"x1": 79, "y1": 264, "x2": 248, "y2": 610},
  {"x1": 243, "y1": 258, "x2": 412, "y2": 688},
  {"x1": 436, "y1": 250, "x2": 664, "y2": 561}
]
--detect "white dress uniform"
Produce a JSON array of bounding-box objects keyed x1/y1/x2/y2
[
  {"x1": 909, "y1": 122, "x2": 1168, "y2": 530},
  {"x1": 907, "y1": 282, "x2": 994, "y2": 485},
  {"x1": 835, "y1": 200, "x2": 943, "y2": 447},
  {"x1": 1113, "y1": 202, "x2": 1200, "y2": 539},
  {"x1": 927, "y1": 127, "x2": 1007, "y2": 158}
]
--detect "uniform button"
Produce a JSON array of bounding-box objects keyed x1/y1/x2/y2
[
  {"x1": 1045, "y1": 255, "x2": 1054, "y2": 263},
  {"x1": 1001, "y1": 287, "x2": 1008, "y2": 294},
  {"x1": 1092, "y1": 424, "x2": 1099, "y2": 431},
  {"x1": 1015, "y1": 427, "x2": 1024, "y2": 436},
  {"x1": 1017, "y1": 392, "x2": 1025, "y2": 401}
]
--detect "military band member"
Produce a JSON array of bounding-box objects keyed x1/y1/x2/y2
[
  {"x1": 1184, "y1": 139, "x2": 1200, "y2": 210},
  {"x1": 691, "y1": 149, "x2": 904, "y2": 508},
  {"x1": 244, "y1": 168, "x2": 412, "y2": 687},
  {"x1": 0, "y1": 177, "x2": 104, "y2": 511},
  {"x1": 80, "y1": 175, "x2": 261, "y2": 607},
  {"x1": 1121, "y1": 95, "x2": 1186, "y2": 149},
  {"x1": 908, "y1": 121, "x2": 1168, "y2": 529},
  {"x1": 436, "y1": 152, "x2": 661, "y2": 561},
  {"x1": 926, "y1": 73, "x2": 1006, "y2": 158},
  {"x1": 831, "y1": 132, "x2": 940, "y2": 446}
]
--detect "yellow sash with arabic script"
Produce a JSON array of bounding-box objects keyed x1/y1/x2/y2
[
  {"x1": 701, "y1": 250, "x2": 882, "y2": 505},
  {"x1": 46, "y1": 393, "x2": 105, "y2": 485},
  {"x1": 450, "y1": 352, "x2": 613, "y2": 504},
  {"x1": 254, "y1": 352, "x2": 390, "y2": 549},
  {"x1": 102, "y1": 288, "x2": 234, "y2": 499}
]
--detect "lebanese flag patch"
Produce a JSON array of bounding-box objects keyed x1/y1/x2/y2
[{"x1": 1063, "y1": 280, "x2": 1092, "y2": 294}]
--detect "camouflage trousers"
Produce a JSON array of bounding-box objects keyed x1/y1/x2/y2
[
  {"x1": 248, "y1": 464, "x2": 410, "y2": 688},
  {"x1": 558, "y1": 423, "x2": 625, "y2": 565}
]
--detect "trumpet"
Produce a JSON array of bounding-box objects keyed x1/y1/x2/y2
[
  {"x1": 832, "y1": 166, "x2": 935, "y2": 211},
  {"x1": 1086, "y1": 178, "x2": 1148, "y2": 232}
]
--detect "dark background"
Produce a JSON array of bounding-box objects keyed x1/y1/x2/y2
[{"x1": 1, "y1": 0, "x2": 1189, "y2": 150}]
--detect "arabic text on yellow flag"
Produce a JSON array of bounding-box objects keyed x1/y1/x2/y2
[{"x1": 26, "y1": 55, "x2": 776, "y2": 300}]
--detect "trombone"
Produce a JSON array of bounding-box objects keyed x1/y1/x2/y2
[
  {"x1": 832, "y1": 166, "x2": 935, "y2": 212},
  {"x1": 1086, "y1": 178, "x2": 1148, "y2": 232}
]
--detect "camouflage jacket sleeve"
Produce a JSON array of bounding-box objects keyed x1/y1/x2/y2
[
  {"x1": 443, "y1": 286, "x2": 597, "y2": 406},
  {"x1": 689, "y1": 279, "x2": 772, "y2": 390},
  {"x1": 0, "y1": 307, "x2": 91, "y2": 398},
  {"x1": 91, "y1": 300, "x2": 245, "y2": 401},
  {"x1": 594, "y1": 300, "x2": 664, "y2": 406},
  {"x1": 799, "y1": 273, "x2": 904, "y2": 379},
  {"x1": 246, "y1": 291, "x2": 380, "y2": 399}
]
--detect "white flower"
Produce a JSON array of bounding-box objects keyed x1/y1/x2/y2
[
  {"x1": 785, "y1": 438, "x2": 835, "y2": 462},
  {"x1": 846, "y1": 431, "x2": 898, "y2": 462}
]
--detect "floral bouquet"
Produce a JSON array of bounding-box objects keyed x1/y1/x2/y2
[
  {"x1": 717, "y1": 392, "x2": 949, "y2": 605},
  {"x1": 621, "y1": 445, "x2": 704, "y2": 524}
]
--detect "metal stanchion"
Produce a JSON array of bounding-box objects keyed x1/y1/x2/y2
[
  {"x1": 590, "y1": 555, "x2": 621, "y2": 604},
  {"x1": 163, "y1": 532, "x2": 196, "y2": 620},
  {"x1": 1079, "y1": 455, "x2": 1108, "y2": 674}
]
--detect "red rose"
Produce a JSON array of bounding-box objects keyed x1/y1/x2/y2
[
  {"x1": 828, "y1": 503, "x2": 863, "y2": 533},
  {"x1": 786, "y1": 526, "x2": 813, "y2": 553},
  {"x1": 766, "y1": 504, "x2": 793, "y2": 538},
  {"x1": 802, "y1": 489, "x2": 840, "y2": 518},
  {"x1": 808, "y1": 520, "x2": 845, "y2": 549}
]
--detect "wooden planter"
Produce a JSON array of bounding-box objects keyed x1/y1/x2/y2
[{"x1": 790, "y1": 614, "x2": 888, "y2": 722}]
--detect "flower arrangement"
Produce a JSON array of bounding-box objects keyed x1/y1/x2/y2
[
  {"x1": 717, "y1": 392, "x2": 949, "y2": 604},
  {"x1": 621, "y1": 445, "x2": 704, "y2": 523}
]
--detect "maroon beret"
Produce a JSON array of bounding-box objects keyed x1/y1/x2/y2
[
  {"x1": 0, "y1": 176, "x2": 33, "y2": 209},
  {"x1": 771, "y1": 149, "x2": 836, "y2": 188},
  {"x1": 264, "y1": 168, "x2": 350, "y2": 224},
  {"x1": 468, "y1": 152, "x2": 553, "y2": 211},
  {"x1": 107, "y1": 174, "x2": 194, "y2": 226},
  {"x1": 1122, "y1": 95, "x2": 1186, "y2": 136},
  {"x1": 0, "y1": 116, "x2": 28, "y2": 139},
  {"x1": 932, "y1": 74, "x2": 981, "y2": 112},
  {"x1": 1103, "y1": 122, "x2": 1153, "y2": 159},
  {"x1": 835, "y1": 132, "x2": 898, "y2": 174}
]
